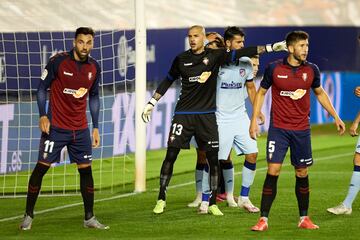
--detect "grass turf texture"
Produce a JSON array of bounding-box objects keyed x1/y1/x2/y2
[{"x1": 0, "y1": 123, "x2": 359, "y2": 239}]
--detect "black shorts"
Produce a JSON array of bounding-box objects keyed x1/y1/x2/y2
[
  {"x1": 167, "y1": 114, "x2": 219, "y2": 151},
  {"x1": 38, "y1": 126, "x2": 93, "y2": 165}
]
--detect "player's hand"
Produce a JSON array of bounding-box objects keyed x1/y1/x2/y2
[
  {"x1": 92, "y1": 128, "x2": 100, "y2": 148},
  {"x1": 249, "y1": 120, "x2": 260, "y2": 140},
  {"x1": 39, "y1": 116, "x2": 50, "y2": 134},
  {"x1": 335, "y1": 117, "x2": 346, "y2": 135},
  {"x1": 354, "y1": 86, "x2": 360, "y2": 97},
  {"x1": 141, "y1": 98, "x2": 157, "y2": 123},
  {"x1": 266, "y1": 40, "x2": 287, "y2": 52},
  {"x1": 257, "y1": 112, "x2": 265, "y2": 125},
  {"x1": 349, "y1": 121, "x2": 359, "y2": 137}
]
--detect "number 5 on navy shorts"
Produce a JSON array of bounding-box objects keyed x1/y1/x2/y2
[
  {"x1": 38, "y1": 126, "x2": 92, "y2": 165},
  {"x1": 266, "y1": 127, "x2": 313, "y2": 168}
]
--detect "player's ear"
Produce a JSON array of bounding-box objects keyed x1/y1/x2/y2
[
  {"x1": 225, "y1": 39, "x2": 231, "y2": 49},
  {"x1": 73, "y1": 40, "x2": 76, "y2": 48},
  {"x1": 288, "y1": 44, "x2": 294, "y2": 54}
]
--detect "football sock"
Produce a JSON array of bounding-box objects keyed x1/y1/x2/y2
[
  {"x1": 295, "y1": 175, "x2": 309, "y2": 217},
  {"x1": 343, "y1": 166, "x2": 360, "y2": 208},
  {"x1": 221, "y1": 161, "x2": 234, "y2": 195},
  {"x1": 240, "y1": 160, "x2": 256, "y2": 197},
  {"x1": 79, "y1": 166, "x2": 94, "y2": 220},
  {"x1": 158, "y1": 147, "x2": 180, "y2": 201},
  {"x1": 205, "y1": 150, "x2": 219, "y2": 205},
  {"x1": 195, "y1": 163, "x2": 206, "y2": 193},
  {"x1": 260, "y1": 174, "x2": 278, "y2": 217},
  {"x1": 202, "y1": 165, "x2": 210, "y2": 196},
  {"x1": 25, "y1": 163, "x2": 49, "y2": 218}
]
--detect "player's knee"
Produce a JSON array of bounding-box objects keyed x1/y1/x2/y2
[
  {"x1": 165, "y1": 147, "x2": 180, "y2": 164},
  {"x1": 267, "y1": 163, "x2": 281, "y2": 176},
  {"x1": 220, "y1": 160, "x2": 233, "y2": 169},
  {"x1": 295, "y1": 167, "x2": 308, "y2": 177},
  {"x1": 78, "y1": 165, "x2": 92, "y2": 176},
  {"x1": 196, "y1": 149, "x2": 207, "y2": 164},
  {"x1": 245, "y1": 153, "x2": 257, "y2": 164}
]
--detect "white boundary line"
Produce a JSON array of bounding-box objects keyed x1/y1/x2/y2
[{"x1": 0, "y1": 152, "x2": 353, "y2": 223}]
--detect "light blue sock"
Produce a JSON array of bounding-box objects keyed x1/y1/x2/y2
[
  {"x1": 223, "y1": 168, "x2": 234, "y2": 194},
  {"x1": 202, "y1": 165, "x2": 211, "y2": 197},
  {"x1": 343, "y1": 171, "x2": 360, "y2": 208},
  {"x1": 195, "y1": 169, "x2": 203, "y2": 193},
  {"x1": 240, "y1": 162, "x2": 256, "y2": 197}
]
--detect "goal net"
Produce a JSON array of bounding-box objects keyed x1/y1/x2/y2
[{"x1": 0, "y1": 28, "x2": 138, "y2": 196}]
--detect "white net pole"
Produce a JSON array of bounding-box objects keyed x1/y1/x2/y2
[{"x1": 135, "y1": 0, "x2": 147, "y2": 192}]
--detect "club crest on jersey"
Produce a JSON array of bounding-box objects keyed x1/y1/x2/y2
[
  {"x1": 239, "y1": 68, "x2": 246, "y2": 77},
  {"x1": 63, "y1": 87, "x2": 88, "y2": 98},
  {"x1": 202, "y1": 57, "x2": 209, "y2": 65},
  {"x1": 88, "y1": 72, "x2": 93, "y2": 80},
  {"x1": 302, "y1": 73, "x2": 308, "y2": 81}
]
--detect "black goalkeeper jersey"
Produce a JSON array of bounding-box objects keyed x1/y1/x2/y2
[{"x1": 157, "y1": 47, "x2": 257, "y2": 114}]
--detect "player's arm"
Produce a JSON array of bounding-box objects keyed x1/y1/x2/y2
[
  {"x1": 141, "y1": 57, "x2": 180, "y2": 123},
  {"x1": 232, "y1": 41, "x2": 287, "y2": 61},
  {"x1": 313, "y1": 87, "x2": 345, "y2": 135},
  {"x1": 89, "y1": 64, "x2": 101, "y2": 148},
  {"x1": 350, "y1": 111, "x2": 360, "y2": 137},
  {"x1": 249, "y1": 64, "x2": 273, "y2": 139},
  {"x1": 354, "y1": 86, "x2": 360, "y2": 97},
  {"x1": 246, "y1": 81, "x2": 265, "y2": 125},
  {"x1": 37, "y1": 58, "x2": 57, "y2": 134}
]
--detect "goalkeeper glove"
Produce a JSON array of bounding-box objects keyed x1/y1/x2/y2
[
  {"x1": 141, "y1": 98, "x2": 158, "y2": 123},
  {"x1": 266, "y1": 40, "x2": 287, "y2": 52}
]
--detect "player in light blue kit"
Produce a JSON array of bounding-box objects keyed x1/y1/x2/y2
[{"x1": 199, "y1": 27, "x2": 268, "y2": 213}]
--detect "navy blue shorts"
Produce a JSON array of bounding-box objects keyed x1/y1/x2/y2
[
  {"x1": 38, "y1": 126, "x2": 92, "y2": 165},
  {"x1": 266, "y1": 127, "x2": 313, "y2": 168}
]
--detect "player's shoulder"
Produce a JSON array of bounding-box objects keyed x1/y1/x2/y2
[
  {"x1": 49, "y1": 51, "x2": 70, "y2": 63},
  {"x1": 88, "y1": 56, "x2": 101, "y2": 70},
  {"x1": 304, "y1": 61, "x2": 320, "y2": 73}
]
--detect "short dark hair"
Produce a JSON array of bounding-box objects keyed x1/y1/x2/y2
[
  {"x1": 75, "y1": 27, "x2": 95, "y2": 39},
  {"x1": 286, "y1": 30, "x2": 309, "y2": 46},
  {"x1": 224, "y1": 26, "x2": 245, "y2": 42}
]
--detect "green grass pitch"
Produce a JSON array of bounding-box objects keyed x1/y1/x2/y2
[{"x1": 0, "y1": 124, "x2": 359, "y2": 239}]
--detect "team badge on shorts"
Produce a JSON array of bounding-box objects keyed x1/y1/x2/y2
[
  {"x1": 43, "y1": 152, "x2": 48, "y2": 159},
  {"x1": 169, "y1": 135, "x2": 176, "y2": 142}
]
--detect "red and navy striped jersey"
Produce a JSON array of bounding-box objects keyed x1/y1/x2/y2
[
  {"x1": 261, "y1": 57, "x2": 321, "y2": 130},
  {"x1": 39, "y1": 50, "x2": 100, "y2": 130}
]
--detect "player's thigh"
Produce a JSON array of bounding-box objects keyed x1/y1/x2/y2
[
  {"x1": 217, "y1": 122, "x2": 235, "y2": 160},
  {"x1": 67, "y1": 128, "x2": 93, "y2": 165},
  {"x1": 266, "y1": 127, "x2": 290, "y2": 164},
  {"x1": 232, "y1": 117, "x2": 258, "y2": 155},
  {"x1": 194, "y1": 114, "x2": 219, "y2": 152},
  {"x1": 289, "y1": 129, "x2": 312, "y2": 167},
  {"x1": 167, "y1": 114, "x2": 195, "y2": 149},
  {"x1": 38, "y1": 127, "x2": 71, "y2": 164}
]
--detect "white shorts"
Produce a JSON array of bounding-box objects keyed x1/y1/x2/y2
[
  {"x1": 217, "y1": 114, "x2": 258, "y2": 160},
  {"x1": 356, "y1": 135, "x2": 360, "y2": 153}
]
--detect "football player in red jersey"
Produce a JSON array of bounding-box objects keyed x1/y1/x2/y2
[
  {"x1": 20, "y1": 27, "x2": 108, "y2": 230},
  {"x1": 250, "y1": 30, "x2": 345, "y2": 231}
]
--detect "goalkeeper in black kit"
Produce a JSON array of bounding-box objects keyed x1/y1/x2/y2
[{"x1": 142, "y1": 25, "x2": 287, "y2": 215}]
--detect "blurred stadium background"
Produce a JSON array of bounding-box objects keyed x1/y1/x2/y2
[{"x1": 0, "y1": 0, "x2": 359, "y2": 238}]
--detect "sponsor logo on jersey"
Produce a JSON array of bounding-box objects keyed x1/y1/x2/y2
[
  {"x1": 63, "y1": 71, "x2": 73, "y2": 76},
  {"x1": 63, "y1": 87, "x2": 88, "y2": 98},
  {"x1": 220, "y1": 81, "x2": 243, "y2": 89},
  {"x1": 239, "y1": 68, "x2": 246, "y2": 77},
  {"x1": 40, "y1": 69, "x2": 48, "y2": 80},
  {"x1": 189, "y1": 71, "x2": 212, "y2": 83},
  {"x1": 184, "y1": 62, "x2": 193, "y2": 66},
  {"x1": 88, "y1": 72, "x2": 93, "y2": 80},
  {"x1": 280, "y1": 89, "x2": 307, "y2": 100},
  {"x1": 202, "y1": 57, "x2": 209, "y2": 65},
  {"x1": 277, "y1": 75, "x2": 288, "y2": 79},
  {"x1": 302, "y1": 73, "x2": 308, "y2": 81}
]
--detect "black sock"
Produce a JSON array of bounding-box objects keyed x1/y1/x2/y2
[
  {"x1": 25, "y1": 163, "x2": 49, "y2": 218},
  {"x1": 260, "y1": 174, "x2": 279, "y2": 217},
  {"x1": 158, "y1": 147, "x2": 179, "y2": 201},
  {"x1": 78, "y1": 166, "x2": 94, "y2": 220},
  {"x1": 206, "y1": 150, "x2": 219, "y2": 206},
  {"x1": 295, "y1": 175, "x2": 309, "y2": 217}
]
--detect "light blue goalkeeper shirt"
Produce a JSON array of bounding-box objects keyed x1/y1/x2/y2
[{"x1": 216, "y1": 56, "x2": 254, "y2": 122}]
